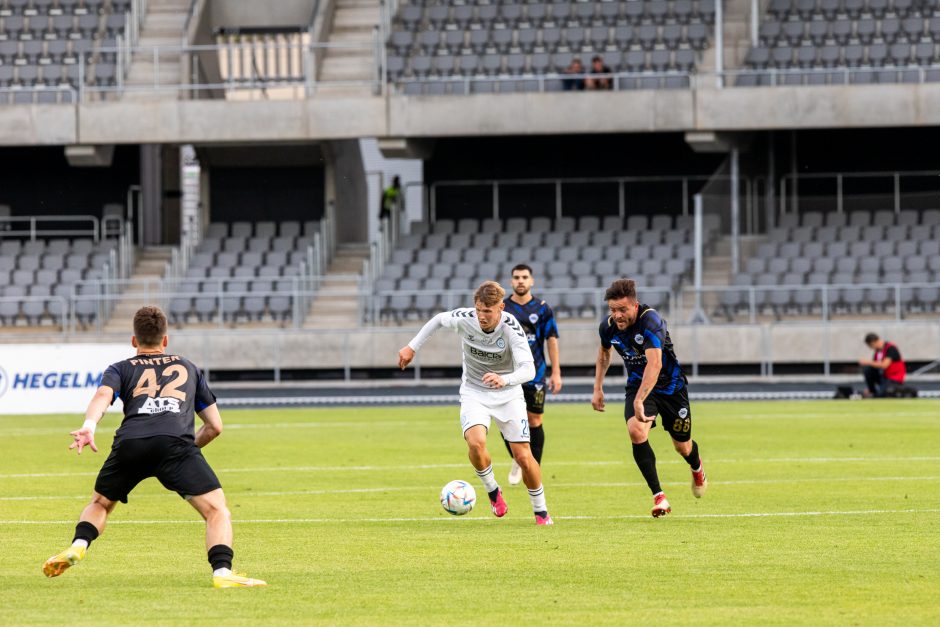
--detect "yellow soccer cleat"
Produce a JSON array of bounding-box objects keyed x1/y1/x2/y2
[
  {"x1": 42, "y1": 546, "x2": 86, "y2": 578},
  {"x1": 212, "y1": 572, "x2": 267, "y2": 588}
]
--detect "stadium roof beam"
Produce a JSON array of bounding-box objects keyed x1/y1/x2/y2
[
  {"x1": 377, "y1": 138, "x2": 435, "y2": 160},
  {"x1": 64, "y1": 145, "x2": 115, "y2": 167}
]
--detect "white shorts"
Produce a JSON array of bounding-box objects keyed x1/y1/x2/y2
[{"x1": 459, "y1": 394, "x2": 530, "y2": 443}]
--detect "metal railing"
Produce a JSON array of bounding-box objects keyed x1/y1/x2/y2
[
  {"x1": 778, "y1": 170, "x2": 940, "y2": 215},
  {"x1": 680, "y1": 281, "x2": 940, "y2": 324},
  {"x1": 0, "y1": 215, "x2": 101, "y2": 241},
  {"x1": 720, "y1": 65, "x2": 940, "y2": 88},
  {"x1": 393, "y1": 70, "x2": 692, "y2": 95},
  {"x1": 369, "y1": 286, "x2": 675, "y2": 325},
  {"x1": 428, "y1": 174, "x2": 733, "y2": 221},
  {"x1": 0, "y1": 269, "x2": 362, "y2": 336}
]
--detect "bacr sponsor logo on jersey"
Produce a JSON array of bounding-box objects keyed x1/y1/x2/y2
[
  {"x1": 469, "y1": 346, "x2": 502, "y2": 360},
  {"x1": 140, "y1": 397, "x2": 182, "y2": 414}
]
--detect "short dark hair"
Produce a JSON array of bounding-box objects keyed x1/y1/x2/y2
[
  {"x1": 604, "y1": 278, "x2": 637, "y2": 301},
  {"x1": 511, "y1": 264, "x2": 533, "y2": 276},
  {"x1": 133, "y1": 306, "x2": 167, "y2": 347},
  {"x1": 864, "y1": 332, "x2": 879, "y2": 344},
  {"x1": 592, "y1": 55, "x2": 602, "y2": 63}
]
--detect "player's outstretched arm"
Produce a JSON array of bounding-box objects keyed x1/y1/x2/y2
[
  {"x1": 70, "y1": 385, "x2": 113, "y2": 454},
  {"x1": 547, "y1": 336, "x2": 562, "y2": 393},
  {"x1": 592, "y1": 346, "x2": 612, "y2": 411},
  {"x1": 400, "y1": 311, "x2": 450, "y2": 369},
  {"x1": 195, "y1": 403, "x2": 223, "y2": 448}
]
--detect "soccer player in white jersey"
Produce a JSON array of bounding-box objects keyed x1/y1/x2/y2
[{"x1": 398, "y1": 281, "x2": 553, "y2": 525}]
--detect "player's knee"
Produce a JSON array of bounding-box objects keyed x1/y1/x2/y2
[
  {"x1": 91, "y1": 493, "x2": 116, "y2": 513},
  {"x1": 512, "y1": 446, "x2": 535, "y2": 468},
  {"x1": 207, "y1": 501, "x2": 231, "y2": 523},
  {"x1": 627, "y1": 422, "x2": 646, "y2": 443},
  {"x1": 527, "y1": 415, "x2": 542, "y2": 428},
  {"x1": 466, "y1": 438, "x2": 487, "y2": 456},
  {"x1": 672, "y1": 439, "x2": 692, "y2": 455}
]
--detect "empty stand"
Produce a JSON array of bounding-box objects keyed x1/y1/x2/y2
[
  {"x1": 373, "y1": 213, "x2": 717, "y2": 321},
  {"x1": 0, "y1": 0, "x2": 126, "y2": 104},
  {"x1": 386, "y1": 0, "x2": 714, "y2": 94},
  {"x1": 739, "y1": 0, "x2": 940, "y2": 86},
  {"x1": 717, "y1": 208, "x2": 940, "y2": 319},
  {"x1": 0, "y1": 235, "x2": 118, "y2": 326},
  {"x1": 169, "y1": 220, "x2": 321, "y2": 325}
]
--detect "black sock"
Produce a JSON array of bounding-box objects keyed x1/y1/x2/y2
[
  {"x1": 488, "y1": 488, "x2": 500, "y2": 502},
  {"x1": 208, "y1": 544, "x2": 234, "y2": 572},
  {"x1": 529, "y1": 425, "x2": 545, "y2": 465},
  {"x1": 683, "y1": 440, "x2": 701, "y2": 471},
  {"x1": 72, "y1": 521, "x2": 99, "y2": 546},
  {"x1": 501, "y1": 434, "x2": 513, "y2": 459},
  {"x1": 632, "y1": 441, "x2": 662, "y2": 495}
]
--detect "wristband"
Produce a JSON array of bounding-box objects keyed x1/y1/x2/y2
[{"x1": 81, "y1": 419, "x2": 97, "y2": 435}]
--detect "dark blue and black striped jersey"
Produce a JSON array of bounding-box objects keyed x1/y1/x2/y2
[
  {"x1": 503, "y1": 295, "x2": 559, "y2": 386},
  {"x1": 599, "y1": 306, "x2": 685, "y2": 395},
  {"x1": 101, "y1": 354, "x2": 216, "y2": 443}
]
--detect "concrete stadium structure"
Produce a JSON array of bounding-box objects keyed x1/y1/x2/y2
[{"x1": 1, "y1": 0, "x2": 939, "y2": 383}]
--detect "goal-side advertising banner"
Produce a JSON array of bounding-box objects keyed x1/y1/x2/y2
[{"x1": 0, "y1": 344, "x2": 130, "y2": 415}]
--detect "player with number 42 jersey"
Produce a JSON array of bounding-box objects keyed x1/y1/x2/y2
[{"x1": 41, "y1": 306, "x2": 265, "y2": 588}]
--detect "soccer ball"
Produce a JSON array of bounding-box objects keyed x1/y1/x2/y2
[{"x1": 440, "y1": 480, "x2": 476, "y2": 515}]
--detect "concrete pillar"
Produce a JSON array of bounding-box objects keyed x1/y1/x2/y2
[
  {"x1": 324, "y1": 139, "x2": 368, "y2": 244},
  {"x1": 161, "y1": 145, "x2": 181, "y2": 245},
  {"x1": 139, "y1": 144, "x2": 162, "y2": 246}
]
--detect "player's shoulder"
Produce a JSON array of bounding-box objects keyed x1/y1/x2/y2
[
  {"x1": 500, "y1": 312, "x2": 526, "y2": 336},
  {"x1": 639, "y1": 306, "x2": 664, "y2": 325},
  {"x1": 598, "y1": 315, "x2": 615, "y2": 335},
  {"x1": 448, "y1": 307, "x2": 476, "y2": 319}
]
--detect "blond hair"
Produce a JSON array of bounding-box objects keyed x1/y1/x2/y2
[{"x1": 473, "y1": 281, "x2": 505, "y2": 307}]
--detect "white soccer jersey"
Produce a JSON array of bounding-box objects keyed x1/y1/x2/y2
[{"x1": 408, "y1": 308, "x2": 535, "y2": 405}]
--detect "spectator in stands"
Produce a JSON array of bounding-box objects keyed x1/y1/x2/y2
[
  {"x1": 585, "y1": 55, "x2": 613, "y2": 90},
  {"x1": 379, "y1": 175, "x2": 404, "y2": 223},
  {"x1": 859, "y1": 333, "x2": 906, "y2": 398},
  {"x1": 562, "y1": 58, "x2": 585, "y2": 91}
]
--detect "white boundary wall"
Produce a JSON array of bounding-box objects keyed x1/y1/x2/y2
[{"x1": 0, "y1": 344, "x2": 128, "y2": 415}]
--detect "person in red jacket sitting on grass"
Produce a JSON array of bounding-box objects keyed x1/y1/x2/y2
[{"x1": 859, "y1": 333, "x2": 907, "y2": 398}]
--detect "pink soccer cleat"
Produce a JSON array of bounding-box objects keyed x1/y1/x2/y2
[
  {"x1": 691, "y1": 461, "x2": 708, "y2": 498},
  {"x1": 490, "y1": 489, "x2": 508, "y2": 517},
  {"x1": 652, "y1": 493, "x2": 672, "y2": 518},
  {"x1": 535, "y1": 512, "x2": 554, "y2": 525}
]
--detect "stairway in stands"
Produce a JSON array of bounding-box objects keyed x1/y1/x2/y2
[
  {"x1": 102, "y1": 247, "x2": 173, "y2": 333},
  {"x1": 317, "y1": 0, "x2": 381, "y2": 96},
  {"x1": 304, "y1": 243, "x2": 371, "y2": 328},
  {"x1": 124, "y1": 0, "x2": 189, "y2": 99},
  {"x1": 699, "y1": 0, "x2": 752, "y2": 81}
]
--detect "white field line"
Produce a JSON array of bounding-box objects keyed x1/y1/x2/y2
[
  {"x1": 2, "y1": 475, "x2": 938, "y2": 502},
  {"x1": 0, "y1": 420, "x2": 440, "y2": 436},
  {"x1": 4, "y1": 456, "x2": 940, "y2": 480},
  {"x1": 3, "y1": 508, "x2": 940, "y2": 525}
]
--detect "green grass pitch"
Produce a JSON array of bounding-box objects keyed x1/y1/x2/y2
[{"x1": 1, "y1": 399, "x2": 938, "y2": 625}]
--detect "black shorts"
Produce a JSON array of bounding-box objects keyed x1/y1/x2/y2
[
  {"x1": 94, "y1": 435, "x2": 221, "y2": 504},
  {"x1": 522, "y1": 384, "x2": 546, "y2": 415},
  {"x1": 624, "y1": 385, "x2": 693, "y2": 442}
]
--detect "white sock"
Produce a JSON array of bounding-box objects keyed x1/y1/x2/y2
[
  {"x1": 475, "y1": 464, "x2": 498, "y2": 494},
  {"x1": 71, "y1": 539, "x2": 89, "y2": 549},
  {"x1": 213, "y1": 567, "x2": 232, "y2": 577},
  {"x1": 528, "y1": 485, "x2": 547, "y2": 513}
]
